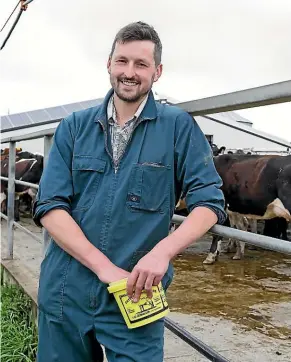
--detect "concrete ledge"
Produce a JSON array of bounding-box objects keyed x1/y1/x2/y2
[{"x1": 1, "y1": 259, "x2": 39, "y2": 326}]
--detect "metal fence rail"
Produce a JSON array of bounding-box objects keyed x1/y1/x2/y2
[
  {"x1": 0, "y1": 176, "x2": 39, "y2": 190},
  {"x1": 172, "y1": 215, "x2": 291, "y2": 255},
  {"x1": 1, "y1": 128, "x2": 56, "y2": 143},
  {"x1": 165, "y1": 318, "x2": 230, "y2": 362},
  {"x1": 178, "y1": 80, "x2": 291, "y2": 116},
  {"x1": 0, "y1": 212, "x2": 42, "y2": 243},
  {"x1": 1, "y1": 80, "x2": 291, "y2": 361}
]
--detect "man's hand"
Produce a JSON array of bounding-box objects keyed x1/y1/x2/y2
[
  {"x1": 40, "y1": 210, "x2": 130, "y2": 285},
  {"x1": 126, "y1": 251, "x2": 170, "y2": 302},
  {"x1": 97, "y1": 263, "x2": 130, "y2": 284}
]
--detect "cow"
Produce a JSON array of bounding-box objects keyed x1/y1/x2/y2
[
  {"x1": 1, "y1": 152, "x2": 43, "y2": 221},
  {"x1": 174, "y1": 200, "x2": 257, "y2": 263},
  {"x1": 227, "y1": 150, "x2": 252, "y2": 155},
  {"x1": 203, "y1": 154, "x2": 291, "y2": 264},
  {"x1": 16, "y1": 151, "x2": 41, "y2": 161},
  {"x1": 210, "y1": 143, "x2": 226, "y2": 156},
  {"x1": 263, "y1": 217, "x2": 289, "y2": 241},
  {"x1": 1, "y1": 147, "x2": 23, "y2": 161}
]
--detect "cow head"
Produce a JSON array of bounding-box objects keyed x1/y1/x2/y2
[{"x1": 211, "y1": 143, "x2": 226, "y2": 157}]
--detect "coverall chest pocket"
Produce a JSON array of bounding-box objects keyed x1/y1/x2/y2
[
  {"x1": 127, "y1": 163, "x2": 170, "y2": 213},
  {"x1": 72, "y1": 156, "x2": 106, "y2": 211}
]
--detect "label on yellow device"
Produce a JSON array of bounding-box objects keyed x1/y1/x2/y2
[
  {"x1": 108, "y1": 279, "x2": 169, "y2": 328},
  {"x1": 120, "y1": 284, "x2": 168, "y2": 323}
]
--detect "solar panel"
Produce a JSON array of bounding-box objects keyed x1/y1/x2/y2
[
  {"x1": 19, "y1": 112, "x2": 33, "y2": 124},
  {"x1": 85, "y1": 100, "x2": 102, "y2": 108},
  {"x1": 8, "y1": 113, "x2": 32, "y2": 127},
  {"x1": 1, "y1": 116, "x2": 13, "y2": 129},
  {"x1": 28, "y1": 109, "x2": 48, "y2": 123},
  {"x1": 0, "y1": 98, "x2": 104, "y2": 132},
  {"x1": 42, "y1": 106, "x2": 66, "y2": 120},
  {"x1": 62, "y1": 102, "x2": 85, "y2": 114}
]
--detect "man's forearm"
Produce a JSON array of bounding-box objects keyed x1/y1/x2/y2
[
  {"x1": 40, "y1": 209, "x2": 113, "y2": 275},
  {"x1": 152, "y1": 206, "x2": 218, "y2": 259}
]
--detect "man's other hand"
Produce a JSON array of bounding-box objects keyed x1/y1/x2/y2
[{"x1": 126, "y1": 251, "x2": 169, "y2": 302}]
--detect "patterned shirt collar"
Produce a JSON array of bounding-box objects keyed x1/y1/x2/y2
[{"x1": 107, "y1": 93, "x2": 149, "y2": 126}]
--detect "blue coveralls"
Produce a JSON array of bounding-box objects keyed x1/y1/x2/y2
[{"x1": 33, "y1": 89, "x2": 226, "y2": 362}]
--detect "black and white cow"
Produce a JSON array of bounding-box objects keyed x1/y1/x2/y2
[{"x1": 1, "y1": 152, "x2": 43, "y2": 221}]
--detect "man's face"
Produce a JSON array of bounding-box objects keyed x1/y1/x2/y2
[{"x1": 107, "y1": 40, "x2": 162, "y2": 103}]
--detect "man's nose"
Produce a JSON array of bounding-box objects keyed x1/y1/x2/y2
[{"x1": 124, "y1": 63, "x2": 136, "y2": 79}]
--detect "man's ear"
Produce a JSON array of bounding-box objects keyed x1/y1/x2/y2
[
  {"x1": 107, "y1": 57, "x2": 111, "y2": 74},
  {"x1": 154, "y1": 63, "x2": 163, "y2": 82}
]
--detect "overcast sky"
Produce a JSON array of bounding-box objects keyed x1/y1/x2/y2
[{"x1": 1, "y1": 0, "x2": 291, "y2": 141}]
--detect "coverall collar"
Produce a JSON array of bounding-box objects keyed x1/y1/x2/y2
[{"x1": 94, "y1": 88, "x2": 158, "y2": 129}]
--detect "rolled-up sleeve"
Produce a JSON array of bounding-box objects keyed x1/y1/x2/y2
[
  {"x1": 33, "y1": 116, "x2": 75, "y2": 227},
  {"x1": 174, "y1": 112, "x2": 227, "y2": 225}
]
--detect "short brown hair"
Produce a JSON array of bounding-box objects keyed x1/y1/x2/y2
[{"x1": 110, "y1": 21, "x2": 162, "y2": 65}]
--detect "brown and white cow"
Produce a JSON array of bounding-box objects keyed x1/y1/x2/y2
[
  {"x1": 0, "y1": 147, "x2": 23, "y2": 161},
  {"x1": 203, "y1": 154, "x2": 291, "y2": 264}
]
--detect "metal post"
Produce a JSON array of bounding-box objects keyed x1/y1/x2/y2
[
  {"x1": 42, "y1": 135, "x2": 53, "y2": 255},
  {"x1": 43, "y1": 135, "x2": 53, "y2": 165},
  {"x1": 6, "y1": 141, "x2": 16, "y2": 259}
]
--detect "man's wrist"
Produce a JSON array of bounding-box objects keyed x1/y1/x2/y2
[
  {"x1": 151, "y1": 240, "x2": 175, "y2": 261},
  {"x1": 86, "y1": 249, "x2": 113, "y2": 276}
]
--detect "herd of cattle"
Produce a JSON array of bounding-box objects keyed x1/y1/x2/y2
[
  {"x1": 175, "y1": 144, "x2": 291, "y2": 263},
  {"x1": 1, "y1": 144, "x2": 291, "y2": 264}
]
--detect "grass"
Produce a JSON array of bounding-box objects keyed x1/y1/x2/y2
[{"x1": 1, "y1": 284, "x2": 38, "y2": 362}]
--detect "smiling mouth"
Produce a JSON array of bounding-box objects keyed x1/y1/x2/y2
[{"x1": 120, "y1": 79, "x2": 139, "y2": 87}]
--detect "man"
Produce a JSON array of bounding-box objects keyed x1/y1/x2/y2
[{"x1": 33, "y1": 21, "x2": 226, "y2": 362}]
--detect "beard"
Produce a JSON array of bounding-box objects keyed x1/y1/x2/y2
[{"x1": 110, "y1": 74, "x2": 155, "y2": 103}]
